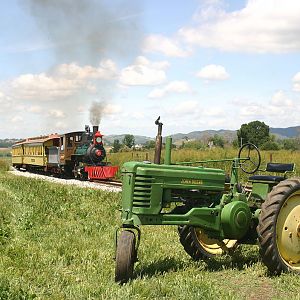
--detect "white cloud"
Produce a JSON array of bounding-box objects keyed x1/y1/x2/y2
[
  {"x1": 271, "y1": 90, "x2": 293, "y2": 107},
  {"x1": 11, "y1": 115, "x2": 23, "y2": 123},
  {"x1": 56, "y1": 59, "x2": 117, "y2": 80},
  {"x1": 240, "y1": 101, "x2": 284, "y2": 118},
  {"x1": 196, "y1": 64, "x2": 229, "y2": 81},
  {"x1": 131, "y1": 111, "x2": 145, "y2": 120},
  {"x1": 54, "y1": 121, "x2": 67, "y2": 130},
  {"x1": 77, "y1": 106, "x2": 86, "y2": 113},
  {"x1": 171, "y1": 100, "x2": 200, "y2": 115},
  {"x1": 48, "y1": 109, "x2": 65, "y2": 118},
  {"x1": 143, "y1": 34, "x2": 191, "y2": 57},
  {"x1": 236, "y1": 90, "x2": 300, "y2": 127},
  {"x1": 0, "y1": 91, "x2": 4, "y2": 102},
  {"x1": 0, "y1": 59, "x2": 123, "y2": 137},
  {"x1": 148, "y1": 81, "x2": 192, "y2": 98},
  {"x1": 240, "y1": 104, "x2": 264, "y2": 117},
  {"x1": 27, "y1": 105, "x2": 42, "y2": 113},
  {"x1": 6, "y1": 59, "x2": 118, "y2": 102},
  {"x1": 10, "y1": 73, "x2": 84, "y2": 101},
  {"x1": 103, "y1": 104, "x2": 122, "y2": 115},
  {"x1": 292, "y1": 72, "x2": 300, "y2": 92},
  {"x1": 179, "y1": 0, "x2": 300, "y2": 53},
  {"x1": 203, "y1": 107, "x2": 225, "y2": 117},
  {"x1": 119, "y1": 56, "x2": 169, "y2": 86}
]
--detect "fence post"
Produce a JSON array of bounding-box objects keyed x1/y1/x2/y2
[{"x1": 270, "y1": 153, "x2": 273, "y2": 162}]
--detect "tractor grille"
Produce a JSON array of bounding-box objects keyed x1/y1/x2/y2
[{"x1": 133, "y1": 175, "x2": 153, "y2": 208}]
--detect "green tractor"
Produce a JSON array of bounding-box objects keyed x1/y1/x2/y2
[{"x1": 115, "y1": 119, "x2": 300, "y2": 283}]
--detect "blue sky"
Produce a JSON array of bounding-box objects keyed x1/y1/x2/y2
[{"x1": 1, "y1": 0, "x2": 300, "y2": 138}]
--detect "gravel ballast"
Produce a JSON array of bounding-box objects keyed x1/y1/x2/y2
[{"x1": 9, "y1": 169, "x2": 122, "y2": 193}]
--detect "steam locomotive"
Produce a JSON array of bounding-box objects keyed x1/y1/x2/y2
[{"x1": 11, "y1": 125, "x2": 118, "y2": 180}]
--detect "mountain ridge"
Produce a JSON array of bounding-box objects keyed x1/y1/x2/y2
[
  {"x1": 104, "y1": 126, "x2": 300, "y2": 145},
  {"x1": 3, "y1": 126, "x2": 300, "y2": 146}
]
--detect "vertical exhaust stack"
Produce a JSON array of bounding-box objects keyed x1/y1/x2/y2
[
  {"x1": 93, "y1": 125, "x2": 99, "y2": 135},
  {"x1": 154, "y1": 116, "x2": 163, "y2": 164}
]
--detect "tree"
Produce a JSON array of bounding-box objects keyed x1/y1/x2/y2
[
  {"x1": 209, "y1": 134, "x2": 225, "y2": 148},
  {"x1": 237, "y1": 121, "x2": 270, "y2": 147},
  {"x1": 112, "y1": 139, "x2": 122, "y2": 153},
  {"x1": 144, "y1": 140, "x2": 156, "y2": 149},
  {"x1": 281, "y1": 138, "x2": 300, "y2": 151},
  {"x1": 261, "y1": 141, "x2": 280, "y2": 150},
  {"x1": 123, "y1": 134, "x2": 135, "y2": 148},
  {"x1": 261, "y1": 134, "x2": 280, "y2": 150},
  {"x1": 182, "y1": 140, "x2": 205, "y2": 150}
]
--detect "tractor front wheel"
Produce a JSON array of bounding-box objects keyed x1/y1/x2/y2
[
  {"x1": 257, "y1": 178, "x2": 300, "y2": 274},
  {"x1": 115, "y1": 230, "x2": 136, "y2": 284},
  {"x1": 178, "y1": 226, "x2": 237, "y2": 260}
]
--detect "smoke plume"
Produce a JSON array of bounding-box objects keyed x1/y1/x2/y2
[
  {"x1": 20, "y1": 0, "x2": 143, "y2": 131},
  {"x1": 22, "y1": 0, "x2": 143, "y2": 64},
  {"x1": 89, "y1": 100, "x2": 106, "y2": 126}
]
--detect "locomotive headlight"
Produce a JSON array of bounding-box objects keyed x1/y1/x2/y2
[{"x1": 96, "y1": 137, "x2": 102, "y2": 143}]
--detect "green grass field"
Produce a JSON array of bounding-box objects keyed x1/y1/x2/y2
[{"x1": 1, "y1": 151, "x2": 300, "y2": 299}]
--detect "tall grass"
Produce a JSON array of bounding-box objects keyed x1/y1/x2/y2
[
  {"x1": 1, "y1": 150, "x2": 300, "y2": 299},
  {"x1": 109, "y1": 148, "x2": 300, "y2": 180},
  {"x1": 0, "y1": 158, "x2": 10, "y2": 172}
]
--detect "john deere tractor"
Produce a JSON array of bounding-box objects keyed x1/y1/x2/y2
[{"x1": 115, "y1": 118, "x2": 300, "y2": 283}]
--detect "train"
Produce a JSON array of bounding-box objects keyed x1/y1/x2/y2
[{"x1": 11, "y1": 125, "x2": 118, "y2": 180}]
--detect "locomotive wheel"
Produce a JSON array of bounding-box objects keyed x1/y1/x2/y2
[
  {"x1": 257, "y1": 178, "x2": 300, "y2": 274},
  {"x1": 115, "y1": 230, "x2": 136, "y2": 284},
  {"x1": 178, "y1": 226, "x2": 237, "y2": 260}
]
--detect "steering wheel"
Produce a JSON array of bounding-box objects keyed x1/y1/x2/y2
[{"x1": 238, "y1": 143, "x2": 261, "y2": 174}]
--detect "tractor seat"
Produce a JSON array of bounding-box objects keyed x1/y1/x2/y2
[
  {"x1": 249, "y1": 163, "x2": 295, "y2": 183},
  {"x1": 248, "y1": 175, "x2": 285, "y2": 182}
]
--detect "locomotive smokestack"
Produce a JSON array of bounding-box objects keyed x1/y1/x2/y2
[{"x1": 93, "y1": 125, "x2": 99, "y2": 135}]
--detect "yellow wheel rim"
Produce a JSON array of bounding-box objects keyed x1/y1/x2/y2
[
  {"x1": 195, "y1": 228, "x2": 237, "y2": 255},
  {"x1": 276, "y1": 191, "x2": 300, "y2": 270}
]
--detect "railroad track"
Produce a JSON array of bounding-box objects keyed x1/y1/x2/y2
[{"x1": 92, "y1": 179, "x2": 122, "y2": 187}]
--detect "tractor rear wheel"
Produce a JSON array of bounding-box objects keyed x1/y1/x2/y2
[
  {"x1": 178, "y1": 226, "x2": 237, "y2": 260},
  {"x1": 257, "y1": 178, "x2": 300, "y2": 274},
  {"x1": 115, "y1": 230, "x2": 136, "y2": 284}
]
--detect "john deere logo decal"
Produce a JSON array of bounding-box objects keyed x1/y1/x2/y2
[{"x1": 181, "y1": 179, "x2": 203, "y2": 185}]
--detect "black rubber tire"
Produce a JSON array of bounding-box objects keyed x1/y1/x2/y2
[
  {"x1": 257, "y1": 178, "x2": 300, "y2": 274},
  {"x1": 178, "y1": 226, "x2": 209, "y2": 260},
  {"x1": 178, "y1": 226, "x2": 228, "y2": 260},
  {"x1": 115, "y1": 230, "x2": 136, "y2": 283}
]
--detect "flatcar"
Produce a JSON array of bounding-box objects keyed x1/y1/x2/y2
[{"x1": 11, "y1": 125, "x2": 118, "y2": 180}]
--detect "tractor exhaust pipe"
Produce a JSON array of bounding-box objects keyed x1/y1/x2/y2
[{"x1": 154, "y1": 116, "x2": 163, "y2": 164}]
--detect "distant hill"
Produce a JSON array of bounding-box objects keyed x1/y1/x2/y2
[
  {"x1": 104, "y1": 126, "x2": 300, "y2": 146},
  {"x1": 103, "y1": 130, "x2": 237, "y2": 146},
  {"x1": 167, "y1": 130, "x2": 236, "y2": 144},
  {"x1": 4, "y1": 126, "x2": 300, "y2": 147},
  {"x1": 0, "y1": 138, "x2": 21, "y2": 148},
  {"x1": 103, "y1": 134, "x2": 153, "y2": 145},
  {"x1": 270, "y1": 126, "x2": 300, "y2": 138}
]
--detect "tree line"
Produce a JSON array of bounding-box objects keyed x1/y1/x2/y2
[
  {"x1": 111, "y1": 121, "x2": 300, "y2": 152},
  {"x1": 236, "y1": 120, "x2": 300, "y2": 150}
]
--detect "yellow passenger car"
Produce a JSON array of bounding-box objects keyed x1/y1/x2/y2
[{"x1": 12, "y1": 134, "x2": 60, "y2": 170}]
